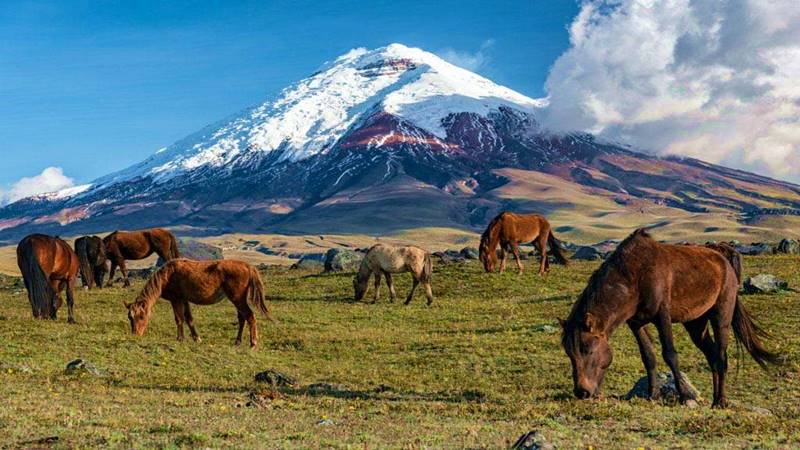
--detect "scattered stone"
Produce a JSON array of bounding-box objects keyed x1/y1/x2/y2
[
  {"x1": 246, "y1": 388, "x2": 280, "y2": 408},
  {"x1": 743, "y1": 274, "x2": 789, "y2": 294},
  {"x1": 254, "y1": 369, "x2": 297, "y2": 387},
  {"x1": 292, "y1": 257, "x2": 324, "y2": 271},
  {"x1": 571, "y1": 246, "x2": 604, "y2": 261},
  {"x1": 736, "y1": 243, "x2": 774, "y2": 256},
  {"x1": 511, "y1": 431, "x2": 554, "y2": 450},
  {"x1": 255, "y1": 246, "x2": 288, "y2": 257},
  {"x1": 592, "y1": 239, "x2": 621, "y2": 254},
  {"x1": 460, "y1": 247, "x2": 479, "y2": 260},
  {"x1": 123, "y1": 268, "x2": 155, "y2": 281},
  {"x1": 434, "y1": 251, "x2": 466, "y2": 265},
  {"x1": 324, "y1": 249, "x2": 362, "y2": 272},
  {"x1": 532, "y1": 324, "x2": 558, "y2": 334},
  {"x1": 65, "y1": 359, "x2": 104, "y2": 377},
  {"x1": 316, "y1": 418, "x2": 335, "y2": 426},
  {"x1": 625, "y1": 371, "x2": 701, "y2": 402},
  {"x1": 776, "y1": 239, "x2": 800, "y2": 255}
]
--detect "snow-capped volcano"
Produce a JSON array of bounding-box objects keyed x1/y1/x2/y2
[
  {"x1": 97, "y1": 43, "x2": 544, "y2": 187},
  {"x1": 2, "y1": 43, "x2": 800, "y2": 242}
]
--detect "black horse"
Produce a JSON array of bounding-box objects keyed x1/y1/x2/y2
[{"x1": 75, "y1": 236, "x2": 108, "y2": 289}]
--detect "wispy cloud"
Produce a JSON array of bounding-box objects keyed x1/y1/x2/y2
[
  {"x1": 542, "y1": 0, "x2": 800, "y2": 183},
  {"x1": 438, "y1": 39, "x2": 495, "y2": 72},
  {"x1": 1, "y1": 167, "x2": 75, "y2": 205}
]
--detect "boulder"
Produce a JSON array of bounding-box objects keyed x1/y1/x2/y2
[
  {"x1": 459, "y1": 247, "x2": 479, "y2": 260},
  {"x1": 571, "y1": 246, "x2": 604, "y2": 261},
  {"x1": 65, "y1": 359, "x2": 104, "y2": 377},
  {"x1": 776, "y1": 239, "x2": 800, "y2": 255},
  {"x1": 254, "y1": 369, "x2": 297, "y2": 387},
  {"x1": 736, "y1": 243, "x2": 774, "y2": 256},
  {"x1": 292, "y1": 253, "x2": 326, "y2": 271},
  {"x1": 743, "y1": 274, "x2": 789, "y2": 294},
  {"x1": 324, "y1": 249, "x2": 362, "y2": 272},
  {"x1": 434, "y1": 251, "x2": 465, "y2": 265},
  {"x1": 157, "y1": 239, "x2": 223, "y2": 265},
  {"x1": 592, "y1": 239, "x2": 621, "y2": 254},
  {"x1": 626, "y1": 371, "x2": 700, "y2": 403},
  {"x1": 511, "y1": 431, "x2": 554, "y2": 450}
]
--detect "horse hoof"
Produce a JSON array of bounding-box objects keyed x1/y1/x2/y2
[
  {"x1": 712, "y1": 399, "x2": 728, "y2": 409},
  {"x1": 68, "y1": 319, "x2": 77, "y2": 325}
]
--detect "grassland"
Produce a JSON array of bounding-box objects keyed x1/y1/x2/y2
[{"x1": 0, "y1": 256, "x2": 798, "y2": 448}]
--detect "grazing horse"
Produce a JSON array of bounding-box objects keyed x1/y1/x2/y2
[
  {"x1": 479, "y1": 212, "x2": 569, "y2": 276},
  {"x1": 104, "y1": 228, "x2": 179, "y2": 287},
  {"x1": 354, "y1": 244, "x2": 433, "y2": 305},
  {"x1": 75, "y1": 235, "x2": 108, "y2": 289},
  {"x1": 560, "y1": 229, "x2": 778, "y2": 408},
  {"x1": 124, "y1": 259, "x2": 275, "y2": 347},
  {"x1": 16, "y1": 234, "x2": 80, "y2": 322}
]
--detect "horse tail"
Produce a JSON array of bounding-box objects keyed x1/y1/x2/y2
[
  {"x1": 479, "y1": 213, "x2": 506, "y2": 270},
  {"x1": 732, "y1": 296, "x2": 781, "y2": 369},
  {"x1": 18, "y1": 238, "x2": 55, "y2": 318},
  {"x1": 248, "y1": 266, "x2": 275, "y2": 322},
  {"x1": 547, "y1": 229, "x2": 569, "y2": 266},
  {"x1": 421, "y1": 252, "x2": 433, "y2": 283},
  {"x1": 75, "y1": 237, "x2": 94, "y2": 288}
]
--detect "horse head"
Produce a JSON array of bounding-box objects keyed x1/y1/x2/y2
[
  {"x1": 561, "y1": 312, "x2": 612, "y2": 399},
  {"x1": 124, "y1": 300, "x2": 149, "y2": 336}
]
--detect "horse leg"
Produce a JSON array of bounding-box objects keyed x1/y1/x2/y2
[
  {"x1": 684, "y1": 317, "x2": 721, "y2": 406},
  {"x1": 372, "y1": 271, "x2": 382, "y2": 303},
  {"x1": 424, "y1": 282, "x2": 433, "y2": 306},
  {"x1": 234, "y1": 310, "x2": 245, "y2": 346},
  {"x1": 51, "y1": 279, "x2": 62, "y2": 320},
  {"x1": 629, "y1": 322, "x2": 659, "y2": 399},
  {"x1": 709, "y1": 314, "x2": 731, "y2": 408},
  {"x1": 498, "y1": 247, "x2": 507, "y2": 273},
  {"x1": 172, "y1": 301, "x2": 186, "y2": 342},
  {"x1": 106, "y1": 260, "x2": 117, "y2": 287},
  {"x1": 120, "y1": 260, "x2": 131, "y2": 288},
  {"x1": 383, "y1": 271, "x2": 396, "y2": 303},
  {"x1": 510, "y1": 243, "x2": 523, "y2": 275},
  {"x1": 537, "y1": 234, "x2": 549, "y2": 276},
  {"x1": 245, "y1": 308, "x2": 258, "y2": 348},
  {"x1": 654, "y1": 308, "x2": 696, "y2": 404},
  {"x1": 404, "y1": 276, "x2": 419, "y2": 305},
  {"x1": 66, "y1": 278, "x2": 77, "y2": 324},
  {"x1": 183, "y1": 302, "x2": 201, "y2": 342}
]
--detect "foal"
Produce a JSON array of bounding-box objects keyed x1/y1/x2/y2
[{"x1": 354, "y1": 244, "x2": 434, "y2": 305}]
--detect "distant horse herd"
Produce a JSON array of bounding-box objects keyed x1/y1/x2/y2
[{"x1": 13, "y1": 212, "x2": 781, "y2": 408}]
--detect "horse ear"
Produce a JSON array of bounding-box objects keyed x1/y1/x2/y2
[{"x1": 123, "y1": 301, "x2": 131, "y2": 309}]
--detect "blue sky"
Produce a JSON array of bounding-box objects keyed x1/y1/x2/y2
[{"x1": 0, "y1": 0, "x2": 579, "y2": 188}]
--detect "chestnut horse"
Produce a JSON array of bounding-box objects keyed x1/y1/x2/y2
[
  {"x1": 104, "y1": 228, "x2": 179, "y2": 287},
  {"x1": 16, "y1": 234, "x2": 80, "y2": 322},
  {"x1": 75, "y1": 235, "x2": 108, "y2": 289},
  {"x1": 560, "y1": 229, "x2": 778, "y2": 408},
  {"x1": 479, "y1": 212, "x2": 569, "y2": 275},
  {"x1": 354, "y1": 244, "x2": 433, "y2": 305},
  {"x1": 124, "y1": 259, "x2": 275, "y2": 347}
]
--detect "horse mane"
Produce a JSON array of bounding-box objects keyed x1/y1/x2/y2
[
  {"x1": 562, "y1": 228, "x2": 654, "y2": 348},
  {"x1": 131, "y1": 261, "x2": 176, "y2": 318},
  {"x1": 479, "y1": 212, "x2": 509, "y2": 256}
]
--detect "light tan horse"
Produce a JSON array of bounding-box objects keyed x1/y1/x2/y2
[
  {"x1": 479, "y1": 211, "x2": 569, "y2": 276},
  {"x1": 104, "y1": 228, "x2": 180, "y2": 287},
  {"x1": 354, "y1": 244, "x2": 433, "y2": 305},
  {"x1": 124, "y1": 259, "x2": 274, "y2": 348}
]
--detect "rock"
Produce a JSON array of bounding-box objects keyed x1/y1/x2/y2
[
  {"x1": 324, "y1": 249, "x2": 362, "y2": 273},
  {"x1": 157, "y1": 239, "x2": 223, "y2": 266},
  {"x1": 532, "y1": 324, "x2": 558, "y2": 334},
  {"x1": 460, "y1": 247, "x2": 479, "y2": 260},
  {"x1": 123, "y1": 268, "x2": 155, "y2": 281},
  {"x1": 434, "y1": 252, "x2": 466, "y2": 265},
  {"x1": 625, "y1": 371, "x2": 700, "y2": 402},
  {"x1": 65, "y1": 359, "x2": 104, "y2": 377},
  {"x1": 316, "y1": 419, "x2": 335, "y2": 426},
  {"x1": 776, "y1": 239, "x2": 800, "y2": 255},
  {"x1": 571, "y1": 246, "x2": 604, "y2": 261},
  {"x1": 743, "y1": 274, "x2": 788, "y2": 294},
  {"x1": 292, "y1": 254, "x2": 325, "y2": 271},
  {"x1": 511, "y1": 431, "x2": 554, "y2": 450},
  {"x1": 254, "y1": 369, "x2": 297, "y2": 387},
  {"x1": 592, "y1": 239, "x2": 621, "y2": 254},
  {"x1": 736, "y1": 243, "x2": 774, "y2": 256}
]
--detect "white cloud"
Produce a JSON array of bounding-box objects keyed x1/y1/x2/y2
[
  {"x1": 1, "y1": 167, "x2": 75, "y2": 205},
  {"x1": 438, "y1": 39, "x2": 495, "y2": 72},
  {"x1": 542, "y1": 0, "x2": 800, "y2": 183}
]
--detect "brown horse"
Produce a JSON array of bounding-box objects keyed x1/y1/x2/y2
[
  {"x1": 16, "y1": 234, "x2": 80, "y2": 322},
  {"x1": 104, "y1": 228, "x2": 179, "y2": 287},
  {"x1": 354, "y1": 244, "x2": 434, "y2": 305},
  {"x1": 124, "y1": 259, "x2": 274, "y2": 347},
  {"x1": 479, "y1": 212, "x2": 569, "y2": 275},
  {"x1": 75, "y1": 235, "x2": 108, "y2": 289},
  {"x1": 560, "y1": 229, "x2": 778, "y2": 408}
]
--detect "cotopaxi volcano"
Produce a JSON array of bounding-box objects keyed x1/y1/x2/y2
[{"x1": 2, "y1": 43, "x2": 800, "y2": 243}]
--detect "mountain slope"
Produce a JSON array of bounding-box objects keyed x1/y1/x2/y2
[{"x1": 2, "y1": 43, "x2": 800, "y2": 243}]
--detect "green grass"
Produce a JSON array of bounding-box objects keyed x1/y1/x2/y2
[{"x1": 0, "y1": 256, "x2": 798, "y2": 448}]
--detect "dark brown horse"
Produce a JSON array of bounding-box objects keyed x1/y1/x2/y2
[
  {"x1": 103, "y1": 228, "x2": 179, "y2": 287},
  {"x1": 75, "y1": 235, "x2": 108, "y2": 289},
  {"x1": 560, "y1": 229, "x2": 778, "y2": 408},
  {"x1": 16, "y1": 234, "x2": 80, "y2": 322},
  {"x1": 479, "y1": 212, "x2": 569, "y2": 275},
  {"x1": 124, "y1": 259, "x2": 275, "y2": 348}
]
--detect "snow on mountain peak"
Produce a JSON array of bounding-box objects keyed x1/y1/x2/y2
[{"x1": 94, "y1": 43, "x2": 546, "y2": 188}]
